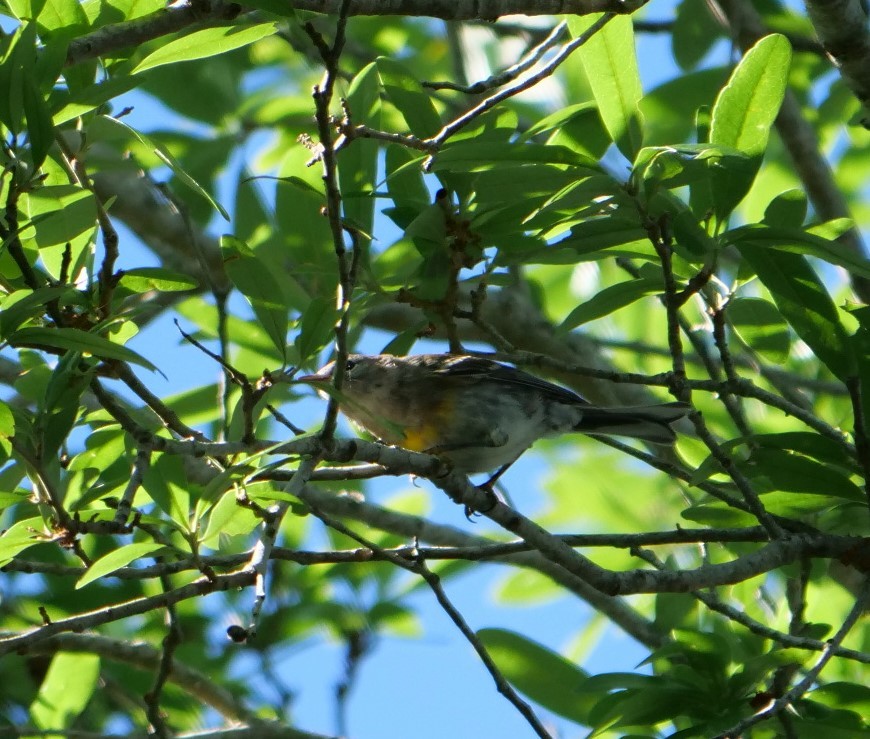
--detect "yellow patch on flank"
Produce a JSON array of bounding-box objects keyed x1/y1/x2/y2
[{"x1": 400, "y1": 395, "x2": 454, "y2": 452}]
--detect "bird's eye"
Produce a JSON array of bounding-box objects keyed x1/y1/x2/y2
[{"x1": 345, "y1": 359, "x2": 356, "y2": 372}]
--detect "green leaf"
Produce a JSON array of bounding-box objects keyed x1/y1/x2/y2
[
  {"x1": 0, "y1": 23, "x2": 36, "y2": 135},
  {"x1": 53, "y1": 74, "x2": 141, "y2": 125},
  {"x1": 119, "y1": 267, "x2": 199, "y2": 293},
  {"x1": 434, "y1": 141, "x2": 597, "y2": 170},
  {"x1": 384, "y1": 145, "x2": 430, "y2": 211},
  {"x1": 0, "y1": 515, "x2": 45, "y2": 565},
  {"x1": 727, "y1": 296, "x2": 790, "y2": 363},
  {"x1": 572, "y1": 14, "x2": 644, "y2": 160},
  {"x1": 220, "y1": 235, "x2": 288, "y2": 361},
  {"x1": 29, "y1": 652, "x2": 100, "y2": 730},
  {"x1": 22, "y1": 72, "x2": 54, "y2": 169},
  {"x1": 132, "y1": 22, "x2": 278, "y2": 74},
  {"x1": 143, "y1": 454, "x2": 192, "y2": 530},
  {"x1": 810, "y1": 682, "x2": 870, "y2": 716},
  {"x1": 97, "y1": 115, "x2": 229, "y2": 220},
  {"x1": 745, "y1": 447, "x2": 865, "y2": 502},
  {"x1": 0, "y1": 286, "x2": 70, "y2": 338},
  {"x1": 711, "y1": 34, "x2": 792, "y2": 157},
  {"x1": 403, "y1": 201, "x2": 447, "y2": 254},
  {"x1": 0, "y1": 401, "x2": 13, "y2": 462},
  {"x1": 76, "y1": 541, "x2": 165, "y2": 589},
  {"x1": 749, "y1": 432, "x2": 857, "y2": 472},
  {"x1": 274, "y1": 147, "x2": 334, "y2": 264},
  {"x1": 640, "y1": 67, "x2": 730, "y2": 147},
  {"x1": 848, "y1": 306, "x2": 870, "y2": 450},
  {"x1": 681, "y1": 504, "x2": 757, "y2": 527},
  {"x1": 653, "y1": 190, "x2": 718, "y2": 260},
  {"x1": 586, "y1": 675, "x2": 691, "y2": 730},
  {"x1": 522, "y1": 102, "x2": 611, "y2": 159},
  {"x1": 342, "y1": 62, "x2": 381, "y2": 242},
  {"x1": 710, "y1": 34, "x2": 792, "y2": 220},
  {"x1": 376, "y1": 57, "x2": 441, "y2": 137},
  {"x1": 727, "y1": 223, "x2": 870, "y2": 279},
  {"x1": 671, "y1": 0, "x2": 722, "y2": 70},
  {"x1": 635, "y1": 143, "x2": 751, "y2": 193},
  {"x1": 200, "y1": 488, "x2": 260, "y2": 546},
  {"x1": 477, "y1": 628, "x2": 592, "y2": 725},
  {"x1": 293, "y1": 296, "x2": 340, "y2": 366},
  {"x1": 31, "y1": 0, "x2": 90, "y2": 37},
  {"x1": 735, "y1": 246, "x2": 854, "y2": 380},
  {"x1": 808, "y1": 218, "x2": 855, "y2": 241},
  {"x1": 763, "y1": 188, "x2": 807, "y2": 227},
  {"x1": 8, "y1": 327, "x2": 159, "y2": 372},
  {"x1": 655, "y1": 592, "x2": 698, "y2": 632},
  {"x1": 559, "y1": 277, "x2": 662, "y2": 331},
  {"x1": 23, "y1": 184, "x2": 97, "y2": 248},
  {"x1": 553, "y1": 218, "x2": 649, "y2": 257},
  {"x1": 36, "y1": 351, "x2": 93, "y2": 462}
]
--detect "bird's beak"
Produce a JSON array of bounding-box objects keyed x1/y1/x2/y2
[{"x1": 296, "y1": 368, "x2": 333, "y2": 384}]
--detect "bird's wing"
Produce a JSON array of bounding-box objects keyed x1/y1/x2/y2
[{"x1": 430, "y1": 355, "x2": 590, "y2": 406}]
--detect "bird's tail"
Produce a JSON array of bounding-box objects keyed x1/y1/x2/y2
[{"x1": 575, "y1": 402, "x2": 691, "y2": 444}]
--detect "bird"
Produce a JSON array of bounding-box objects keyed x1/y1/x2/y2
[{"x1": 298, "y1": 353, "x2": 690, "y2": 486}]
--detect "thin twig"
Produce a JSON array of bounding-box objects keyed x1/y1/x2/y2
[
  {"x1": 588, "y1": 336, "x2": 849, "y2": 396},
  {"x1": 0, "y1": 570, "x2": 254, "y2": 657},
  {"x1": 427, "y1": 14, "x2": 614, "y2": 148},
  {"x1": 846, "y1": 375, "x2": 870, "y2": 510},
  {"x1": 709, "y1": 298, "x2": 753, "y2": 438},
  {"x1": 304, "y1": 0, "x2": 356, "y2": 442},
  {"x1": 113, "y1": 448, "x2": 151, "y2": 527},
  {"x1": 423, "y1": 21, "x2": 568, "y2": 94},
  {"x1": 300, "y1": 502, "x2": 553, "y2": 739},
  {"x1": 113, "y1": 362, "x2": 206, "y2": 440},
  {"x1": 143, "y1": 570, "x2": 183, "y2": 738},
  {"x1": 245, "y1": 457, "x2": 317, "y2": 637},
  {"x1": 712, "y1": 577, "x2": 870, "y2": 738}
]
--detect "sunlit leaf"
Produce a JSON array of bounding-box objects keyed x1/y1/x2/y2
[
  {"x1": 477, "y1": 628, "x2": 592, "y2": 725},
  {"x1": 132, "y1": 23, "x2": 278, "y2": 74},
  {"x1": 76, "y1": 541, "x2": 165, "y2": 588},
  {"x1": 9, "y1": 327, "x2": 159, "y2": 372}
]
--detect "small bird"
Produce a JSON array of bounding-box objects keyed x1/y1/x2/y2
[{"x1": 299, "y1": 353, "x2": 690, "y2": 484}]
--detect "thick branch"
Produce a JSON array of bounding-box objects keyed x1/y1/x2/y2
[
  {"x1": 804, "y1": 0, "x2": 870, "y2": 126},
  {"x1": 284, "y1": 0, "x2": 643, "y2": 20},
  {"x1": 64, "y1": 0, "x2": 645, "y2": 70},
  {"x1": 0, "y1": 571, "x2": 254, "y2": 657},
  {"x1": 42, "y1": 423, "x2": 868, "y2": 597},
  {"x1": 65, "y1": 1, "x2": 244, "y2": 67}
]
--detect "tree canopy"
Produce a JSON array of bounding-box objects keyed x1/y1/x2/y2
[{"x1": 1, "y1": 1, "x2": 870, "y2": 737}]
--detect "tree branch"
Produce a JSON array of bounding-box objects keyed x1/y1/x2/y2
[{"x1": 804, "y1": 0, "x2": 870, "y2": 127}]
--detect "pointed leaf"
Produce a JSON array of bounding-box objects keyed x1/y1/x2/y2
[
  {"x1": 559, "y1": 277, "x2": 662, "y2": 331},
  {"x1": 9, "y1": 326, "x2": 159, "y2": 371},
  {"x1": 119, "y1": 267, "x2": 199, "y2": 293},
  {"x1": 477, "y1": 628, "x2": 593, "y2": 725},
  {"x1": 23, "y1": 72, "x2": 54, "y2": 169},
  {"x1": 29, "y1": 652, "x2": 100, "y2": 730},
  {"x1": 98, "y1": 115, "x2": 229, "y2": 220},
  {"x1": 727, "y1": 223, "x2": 870, "y2": 279},
  {"x1": 735, "y1": 246, "x2": 854, "y2": 380},
  {"x1": 571, "y1": 14, "x2": 644, "y2": 160},
  {"x1": 221, "y1": 235, "x2": 288, "y2": 360},
  {"x1": 132, "y1": 22, "x2": 278, "y2": 74},
  {"x1": 727, "y1": 296, "x2": 790, "y2": 363},
  {"x1": 710, "y1": 34, "x2": 792, "y2": 219},
  {"x1": 76, "y1": 541, "x2": 165, "y2": 589},
  {"x1": 376, "y1": 57, "x2": 441, "y2": 137}
]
